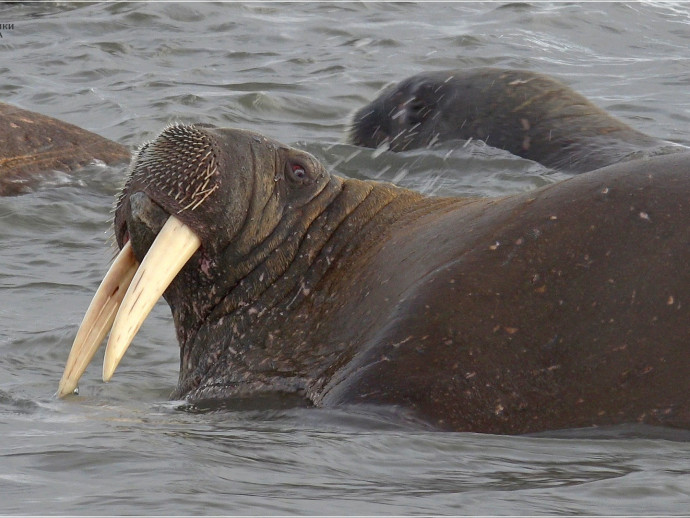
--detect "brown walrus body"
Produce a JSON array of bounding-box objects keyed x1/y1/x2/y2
[
  {"x1": 348, "y1": 68, "x2": 687, "y2": 173},
  {"x1": 0, "y1": 102, "x2": 130, "y2": 195},
  {"x1": 60, "y1": 125, "x2": 690, "y2": 435}
]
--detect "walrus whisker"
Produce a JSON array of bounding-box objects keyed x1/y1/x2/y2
[{"x1": 184, "y1": 183, "x2": 219, "y2": 212}]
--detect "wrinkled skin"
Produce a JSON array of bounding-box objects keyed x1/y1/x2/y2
[
  {"x1": 0, "y1": 102, "x2": 130, "y2": 195},
  {"x1": 65, "y1": 124, "x2": 690, "y2": 434},
  {"x1": 348, "y1": 68, "x2": 687, "y2": 174}
]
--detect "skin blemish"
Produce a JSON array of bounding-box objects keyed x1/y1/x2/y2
[{"x1": 200, "y1": 256, "x2": 213, "y2": 276}]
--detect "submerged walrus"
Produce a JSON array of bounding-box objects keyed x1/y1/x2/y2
[
  {"x1": 59, "y1": 124, "x2": 690, "y2": 434},
  {"x1": 0, "y1": 102, "x2": 130, "y2": 195},
  {"x1": 348, "y1": 68, "x2": 687, "y2": 173}
]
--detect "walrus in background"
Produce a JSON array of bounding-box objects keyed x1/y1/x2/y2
[
  {"x1": 348, "y1": 68, "x2": 687, "y2": 174},
  {"x1": 0, "y1": 102, "x2": 130, "y2": 195},
  {"x1": 58, "y1": 124, "x2": 690, "y2": 435}
]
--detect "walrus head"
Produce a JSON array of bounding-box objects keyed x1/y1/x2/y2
[
  {"x1": 58, "y1": 124, "x2": 339, "y2": 399},
  {"x1": 348, "y1": 73, "x2": 450, "y2": 152}
]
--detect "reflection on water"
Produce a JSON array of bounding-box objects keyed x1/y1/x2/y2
[{"x1": 1, "y1": 1, "x2": 690, "y2": 515}]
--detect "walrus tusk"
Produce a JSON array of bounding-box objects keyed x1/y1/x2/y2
[
  {"x1": 102, "y1": 215, "x2": 201, "y2": 382},
  {"x1": 57, "y1": 241, "x2": 138, "y2": 398}
]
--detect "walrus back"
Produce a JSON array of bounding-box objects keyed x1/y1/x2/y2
[{"x1": 0, "y1": 102, "x2": 130, "y2": 195}]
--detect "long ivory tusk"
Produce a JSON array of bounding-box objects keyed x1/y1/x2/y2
[
  {"x1": 102, "y1": 215, "x2": 201, "y2": 382},
  {"x1": 57, "y1": 241, "x2": 138, "y2": 398}
]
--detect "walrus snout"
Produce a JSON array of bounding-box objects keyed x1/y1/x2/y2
[
  {"x1": 115, "y1": 124, "x2": 223, "y2": 242},
  {"x1": 60, "y1": 124, "x2": 223, "y2": 393}
]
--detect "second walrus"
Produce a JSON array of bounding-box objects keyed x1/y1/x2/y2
[
  {"x1": 348, "y1": 68, "x2": 686, "y2": 173},
  {"x1": 0, "y1": 102, "x2": 130, "y2": 195}
]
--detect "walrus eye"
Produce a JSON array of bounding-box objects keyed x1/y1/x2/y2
[
  {"x1": 291, "y1": 163, "x2": 306, "y2": 179},
  {"x1": 287, "y1": 161, "x2": 314, "y2": 185},
  {"x1": 407, "y1": 99, "x2": 428, "y2": 124},
  {"x1": 409, "y1": 99, "x2": 425, "y2": 113},
  {"x1": 284, "y1": 155, "x2": 317, "y2": 187}
]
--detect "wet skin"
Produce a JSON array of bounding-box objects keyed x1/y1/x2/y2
[
  {"x1": 348, "y1": 68, "x2": 687, "y2": 174},
  {"x1": 60, "y1": 125, "x2": 690, "y2": 434},
  {"x1": 0, "y1": 102, "x2": 130, "y2": 195}
]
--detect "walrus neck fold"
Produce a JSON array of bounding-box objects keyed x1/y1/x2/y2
[{"x1": 174, "y1": 177, "x2": 435, "y2": 401}]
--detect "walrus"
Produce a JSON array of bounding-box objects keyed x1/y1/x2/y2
[
  {"x1": 348, "y1": 68, "x2": 687, "y2": 174},
  {"x1": 58, "y1": 124, "x2": 690, "y2": 435},
  {"x1": 0, "y1": 102, "x2": 130, "y2": 195}
]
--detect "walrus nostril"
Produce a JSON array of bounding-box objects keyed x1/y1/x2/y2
[
  {"x1": 129, "y1": 192, "x2": 169, "y2": 235},
  {"x1": 130, "y1": 124, "x2": 221, "y2": 212}
]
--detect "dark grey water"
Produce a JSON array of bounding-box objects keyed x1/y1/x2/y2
[{"x1": 1, "y1": 2, "x2": 690, "y2": 515}]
